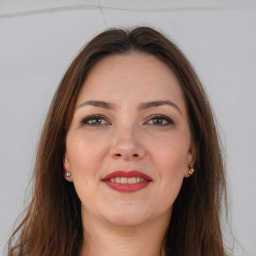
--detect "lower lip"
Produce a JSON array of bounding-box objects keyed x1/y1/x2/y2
[{"x1": 104, "y1": 181, "x2": 150, "y2": 192}]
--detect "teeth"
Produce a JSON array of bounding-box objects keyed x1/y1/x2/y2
[
  {"x1": 120, "y1": 177, "x2": 127, "y2": 184},
  {"x1": 128, "y1": 177, "x2": 137, "y2": 184},
  {"x1": 108, "y1": 177, "x2": 147, "y2": 183}
]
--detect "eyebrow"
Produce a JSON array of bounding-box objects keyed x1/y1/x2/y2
[
  {"x1": 76, "y1": 100, "x2": 114, "y2": 110},
  {"x1": 76, "y1": 100, "x2": 182, "y2": 115},
  {"x1": 138, "y1": 100, "x2": 182, "y2": 115}
]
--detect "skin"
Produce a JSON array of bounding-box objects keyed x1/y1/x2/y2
[{"x1": 64, "y1": 53, "x2": 195, "y2": 256}]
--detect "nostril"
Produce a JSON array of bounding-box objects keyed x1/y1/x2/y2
[{"x1": 115, "y1": 153, "x2": 139, "y2": 158}]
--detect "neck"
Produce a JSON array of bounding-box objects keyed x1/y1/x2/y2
[{"x1": 79, "y1": 211, "x2": 171, "y2": 256}]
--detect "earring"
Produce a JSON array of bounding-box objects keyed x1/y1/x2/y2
[
  {"x1": 64, "y1": 171, "x2": 72, "y2": 178},
  {"x1": 188, "y1": 164, "x2": 195, "y2": 175}
]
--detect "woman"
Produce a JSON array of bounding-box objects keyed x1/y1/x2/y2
[{"x1": 8, "y1": 26, "x2": 227, "y2": 256}]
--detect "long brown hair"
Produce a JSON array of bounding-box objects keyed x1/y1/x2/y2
[{"x1": 8, "y1": 26, "x2": 228, "y2": 256}]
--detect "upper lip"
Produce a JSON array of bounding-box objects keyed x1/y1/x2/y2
[{"x1": 102, "y1": 170, "x2": 152, "y2": 181}]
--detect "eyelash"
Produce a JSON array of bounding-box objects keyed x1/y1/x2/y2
[
  {"x1": 145, "y1": 114, "x2": 175, "y2": 126},
  {"x1": 80, "y1": 114, "x2": 174, "y2": 127},
  {"x1": 80, "y1": 115, "x2": 109, "y2": 126}
]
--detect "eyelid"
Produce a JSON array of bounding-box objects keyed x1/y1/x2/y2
[
  {"x1": 79, "y1": 114, "x2": 174, "y2": 127},
  {"x1": 80, "y1": 114, "x2": 111, "y2": 126},
  {"x1": 144, "y1": 114, "x2": 175, "y2": 126}
]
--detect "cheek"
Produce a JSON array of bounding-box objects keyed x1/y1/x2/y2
[
  {"x1": 153, "y1": 149, "x2": 185, "y2": 213},
  {"x1": 66, "y1": 134, "x2": 108, "y2": 171},
  {"x1": 66, "y1": 138, "x2": 105, "y2": 203},
  {"x1": 149, "y1": 134, "x2": 189, "y2": 197},
  {"x1": 151, "y1": 134, "x2": 190, "y2": 171}
]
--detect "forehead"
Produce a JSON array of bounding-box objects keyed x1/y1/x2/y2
[{"x1": 77, "y1": 53, "x2": 186, "y2": 112}]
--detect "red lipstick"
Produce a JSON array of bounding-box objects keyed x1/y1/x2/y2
[{"x1": 102, "y1": 170, "x2": 152, "y2": 193}]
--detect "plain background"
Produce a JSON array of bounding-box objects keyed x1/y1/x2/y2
[{"x1": 0, "y1": 1, "x2": 255, "y2": 255}]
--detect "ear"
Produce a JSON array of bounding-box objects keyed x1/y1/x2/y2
[
  {"x1": 63, "y1": 152, "x2": 73, "y2": 182},
  {"x1": 184, "y1": 143, "x2": 196, "y2": 178}
]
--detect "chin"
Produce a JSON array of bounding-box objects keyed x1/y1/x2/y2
[
  {"x1": 106, "y1": 213, "x2": 149, "y2": 227},
  {"x1": 102, "y1": 202, "x2": 157, "y2": 227}
]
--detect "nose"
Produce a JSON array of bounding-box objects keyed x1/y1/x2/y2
[{"x1": 109, "y1": 127, "x2": 146, "y2": 161}]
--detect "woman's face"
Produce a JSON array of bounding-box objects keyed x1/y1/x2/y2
[{"x1": 64, "y1": 53, "x2": 194, "y2": 227}]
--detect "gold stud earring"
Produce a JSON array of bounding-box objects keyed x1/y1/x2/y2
[
  {"x1": 64, "y1": 171, "x2": 72, "y2": 178},
  {"x1": 188, "y1": 164, "x2": 195, "y2": 175}
]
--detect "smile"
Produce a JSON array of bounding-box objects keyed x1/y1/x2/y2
[
  {"x1": 106, "y1": 177, "x2": 148, "y2": 184},
  {"x1": 102, "y1": 170, "x2": 152, "y2": 193}
]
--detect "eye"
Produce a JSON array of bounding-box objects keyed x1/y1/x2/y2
[
  {"x1": 146, "y1": 115, "x2": 174, "y2": 126},
  {"x1": 80, "y1": 115, "x2": 110, "y2": 126}
]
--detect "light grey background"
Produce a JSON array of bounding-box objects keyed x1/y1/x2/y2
[{"x1": 0, "y1": 1, "x2": 256, "y2": 255}]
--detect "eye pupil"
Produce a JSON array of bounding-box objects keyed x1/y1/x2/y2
[
  {"x1": 147, "y1": 115, "x2": 174, "y2": 126},
  {"x1": 153, "y1": 118, "x2": 163, "y2": 125},
  {"x1": 91, "y1": 118, "x2": 102, "y2": 125},
  {"x1": 81, "y1": 115, "x2": 110, "y2": 126}
]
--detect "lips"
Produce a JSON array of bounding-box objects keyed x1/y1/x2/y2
[{"x1": 102, "y1": 170, "x2": 152, "y2": 192}]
